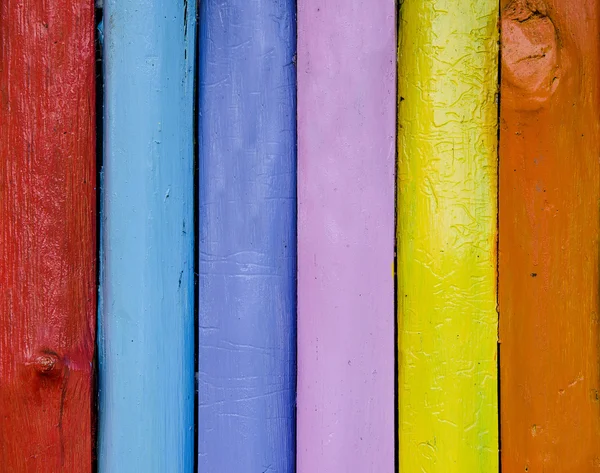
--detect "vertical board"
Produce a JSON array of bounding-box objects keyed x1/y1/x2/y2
[
  {"x1": 98, "y1": 1, "x2": 196, "y2": 471},
  {"x1": 197, "y1": 1, "x2": 296, "y2": 472},
  {"x1": 297, "y1": 2, "x2": 396, "y2": 472},
  {"x1": 0, "y1": 0, "x2": 96, "y2": 470},
  {"x1": 397, "y1": 1, "x2": 499, "y2": 471},
  {"x1": 499, "y1": 0, "x2": 600, "y2": 470}
]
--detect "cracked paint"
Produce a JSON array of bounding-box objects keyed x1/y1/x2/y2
[{"x1": 397, "y1": 1, "x2": 499, "y2": 472}]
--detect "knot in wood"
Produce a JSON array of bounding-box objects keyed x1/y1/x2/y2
[
  {"x1": 33, "y1": 351, "x2": 62, "y2": 376},
  {"x1": 501, "y1": 0, "x2": 560, "y2": 110}
]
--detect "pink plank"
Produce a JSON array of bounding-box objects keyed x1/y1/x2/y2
[{"x1": 296, "y1": 2, "x2": 396, "y2": 472}]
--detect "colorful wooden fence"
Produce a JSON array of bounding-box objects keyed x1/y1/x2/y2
[{"x1": 2, "y1": 0, "x2": 600, "y2": 472}]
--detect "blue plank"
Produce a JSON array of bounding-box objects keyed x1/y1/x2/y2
[
  {"x1": 197, "y1": 1, "x2": 297, "y2": 471},
  {"x1": 98, "y1": 1, "x2": 196, "y2": 472}
]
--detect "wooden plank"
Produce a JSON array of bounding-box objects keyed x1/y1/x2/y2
[
  {"x1": 97, "y1": 1, "x2": 196, "y2": 471},
  {"x1": 396, "y1": 1, "x2": 499, "y2": 471},
  {"x1": 499, "y1": 0, "x2": 600, "y2": 470},
  {"x1": 296, "y1": 2, "x2": 396, "y2": 472},
  {"x1": 197, "y1": 2, "x2": 296, "y2": 471},
  {"x1": 0, "y1": 0, "x2": 96, "y2": 470}
]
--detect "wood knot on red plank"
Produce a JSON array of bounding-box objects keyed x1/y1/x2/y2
[
  {"x1": 32, "y1": 350, "x2": 63, "y2": 377},
  {"x1": 501, "y1": 0, "x2": 560, "y2": 111}
]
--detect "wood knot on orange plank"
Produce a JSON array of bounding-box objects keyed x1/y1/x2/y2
[{"x1": 501, "y1": 0, "x2": 560, "y2": 110}]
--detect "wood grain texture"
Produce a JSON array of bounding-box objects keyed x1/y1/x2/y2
[
  {"x1": 297, "y1": 2, "x2": 396, "y2": 472},
  {"x1": 397, "y1": 1, "x2": 499, "y2": 471},
  {"x1": 499, "y1": 0, "x2": 600, "y2": 470},
  {"x1": 98, "y1": 1, "x2": 196, "y2": 471},
  {"x1": 197, "y1": 2, "x2": 296, "y2": 471},
  {"x1": 0, "y1": 0, "x2": 96, "y2": 471}
]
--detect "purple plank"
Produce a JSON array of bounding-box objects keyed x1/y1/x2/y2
[{"x1": 296, "y1": 2, "x2": 396, "y2": 472}]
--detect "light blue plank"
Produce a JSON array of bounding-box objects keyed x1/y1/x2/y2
[
  {"x1": 98, "y1": 1, "x2": 196, "y2": 471},
  {"x1": 197, "y1": 1, "x2": 297, "y2": 472}
]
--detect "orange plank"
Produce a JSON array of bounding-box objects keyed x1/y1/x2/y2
[{"x1": 499, "y1": 0, "x2": 600, "y2": 471}]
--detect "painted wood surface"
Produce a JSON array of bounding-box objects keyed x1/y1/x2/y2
[
  {"x1": 499, "y1": 0, "x2": 600, "y2": 470},
  {"x1": 197, "y1": 2, "x2": 296, "y2": 472},
  {"x1": 0, "y1": 0, "x2": 96, "y2": 470},
  {"x1": 98, "y1": 1, "x2": 196, "y2": 471},
  {"x1": 396, "y1": 1, "x2": 499, "y2": 471},
  {"x1": 296, "y1": 2, "x2": 396, "y2": 472}
]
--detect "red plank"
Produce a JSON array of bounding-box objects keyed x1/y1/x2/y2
[{"x1": 0, "y1": 1, "x2": 96, "y2": 471}]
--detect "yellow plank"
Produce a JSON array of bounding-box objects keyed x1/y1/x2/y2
[{"x1": 397, "y1": 1, "x2": 499, "y2": 471}]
